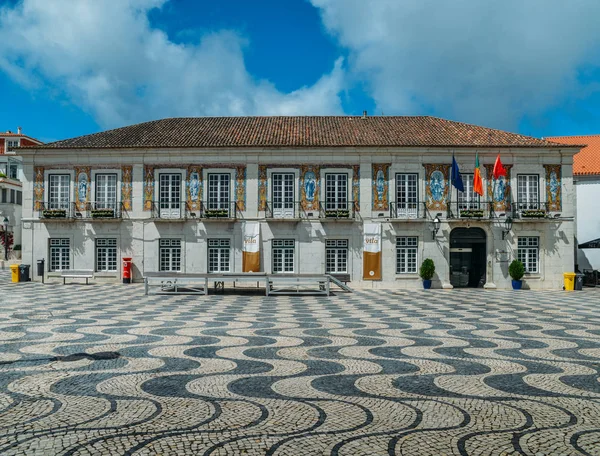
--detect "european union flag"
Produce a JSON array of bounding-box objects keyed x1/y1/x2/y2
[{"x1": 451, "y1": 155, "x2": 464, "y2": 192}]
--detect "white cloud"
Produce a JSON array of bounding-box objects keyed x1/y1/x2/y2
[
  {"x1": 311, "y1": 0, "x2": 600, "y2": 130},
  {"x1": 0, "y1": 0, "x2": 345, "y2": 128}
]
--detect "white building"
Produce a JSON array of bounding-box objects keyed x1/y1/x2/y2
[
  {"x1": 18, "y1": 116, "x2": 580, "y2": 289},
  {"x1": 547, "y1": 135, "x2": 600, "y2": 272}
]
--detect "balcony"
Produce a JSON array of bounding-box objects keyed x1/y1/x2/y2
[
  {"x1": 389, "y1": 201, "x2": 426, "y2": 220},
  {"x1": 446, "y1": 201, "x2": 495, "y2": 220},
  {"x1": 39, "y1": 202, "x2": 72, "y2": 221},
  {"x1": 319, "y1": 201, "x2": 358, "y2": 221},
  {"x1": 151, "y1": 201, "x2": 240, "y2": 221},
  {"x1": 265, "y1": 201, "x2": 306, "y2": 220},
  {"x1": 74, "y1": 202, "x2": 125, "y2": 220},
  {"x1": 512, "y1": 202, "x2": 549, "y2": 219}
]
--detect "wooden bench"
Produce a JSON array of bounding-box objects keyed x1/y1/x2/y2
[
  {"x1": 330, "y1": 273, "x2": 351, "y2": 284},
  {"x1": 61, "y1": 269, "x2": 94, "y2": 284}
]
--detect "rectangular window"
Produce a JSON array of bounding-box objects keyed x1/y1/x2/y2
[
  {"x1": 517, "y1": 175, "x2": 540, "y2": 209},
  {"x1": 325, "y1": 173, "x2": 348, "y2": 210},
  {"x1": 1, "y1": 189, "x2": 6, "y2": 203},
  {"x1": 208, "y1": 238, "x2": 231, "y2": 272},
  {"x1": 518, "y1": 237, "x2": 539, "y2": 273},
  {"x1": 6, "y1": 140, "x2": 19, "y2": 149},
  {"x1": 395, "y1": 173, "x2": 418, "y2": 218},
  {"x1": 326, "y1": 239, "x2": 348, "y2": 273},
  {"x1": 272, "y1": 239, "x2": 295, "y2": 273},
  {"x1": 457, "y1": 174, "x2": 480, "y2": 209},
  {"x1": 159, "y1": 239, "x2": 181, "y2": 272},
  {"x1": 207, "y1": 173, "x2": 230, "y2": 211},
  {"x1": 95, "y1": 174, "x2": 118, "y2": 210},
  {"x1": 396, "y1": 237, "x2": 418, "y2": 274},
  {"x1": 48, "y1": 174, "x2": 70, "y2": 210},
  {"x1": 96, "y1": 238, "x2": 117, "y2": 272},
  {"x1": 159, "y1": 173, "x2": 182, "y2": 218},
  {"x1": 9, "y1": 189, "x2": 15, "y2": 204},
  {"x1": 16, "y1": 191, "x2": 22, "y2": 205},
  {"x1": 49, "y1": 238, "x2": 70, "y2": 271},
  {"x1": 8, "y1": 162, "x2": 18, "y2": 179},
  {"x1": 271, "y1": 173, "x2": 295, "y2": 218}
]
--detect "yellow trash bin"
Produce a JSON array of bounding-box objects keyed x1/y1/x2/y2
[
  {"x1": 563, "y1": 272, "x2": 576, "y2": 291},
  {"x1": 10, "y1": 264, "x2": 20, "y2": 283}
]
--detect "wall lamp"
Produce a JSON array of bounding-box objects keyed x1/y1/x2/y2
[
  {"x1": 502, "y1": 216, "x2": 513, "y2": 240},
  {"x1": 431, "y1": 215, "x2": 441, "y2": 240}
]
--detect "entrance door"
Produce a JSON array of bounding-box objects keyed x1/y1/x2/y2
[
  {"x1": 159, "y1": 174, "x2": 181, "y2": 218},
  {"x1": 449, "y1": 228, "x2": 487, "y2": 288},
  {"x1": 272, "y1": 173, "x2": 294, "y2": 218}
]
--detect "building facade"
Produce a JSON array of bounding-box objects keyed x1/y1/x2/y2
[
  {"x1": 548, "y1": 135, "x2": 600, "y2": 271},
  {"x1": 18, "y1": 116, "x2": 579, "y2": 289},
  {"x1": 0, "y1": 128, "x2": 42, "y2": 253}
]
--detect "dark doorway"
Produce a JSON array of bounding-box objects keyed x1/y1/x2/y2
[{"x1": 450, "y1": 228, "x2": 487, "y2": 288}]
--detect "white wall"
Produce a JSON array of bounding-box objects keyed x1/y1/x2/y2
[{"x1": 576, "y1": 177, "x2": 600, "y2": 270}]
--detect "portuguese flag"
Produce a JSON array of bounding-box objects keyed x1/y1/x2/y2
[{"x1": 473, "y1": 153, "x2": 484, "y2": 196}]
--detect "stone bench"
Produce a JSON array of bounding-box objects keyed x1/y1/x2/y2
[{"x1": 61, "y1": 269, "x2": 94, "y2": 285}]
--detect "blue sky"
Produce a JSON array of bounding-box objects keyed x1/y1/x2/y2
[{"x1": 1, "y1": 0, "x2": 599, "y2": 143}]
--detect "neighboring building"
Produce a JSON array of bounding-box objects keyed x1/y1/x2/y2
[
  {"x1": 18, "y1": 116, "x2": 579, "y2": 289},
  {"x1": 547, "y1": 135, "x2": 600, "y2": 271},
  {"x1": 0, "y1": 127, "x2": 42, "y2": 253}
]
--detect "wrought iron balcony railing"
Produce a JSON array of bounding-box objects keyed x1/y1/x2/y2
[
  {"x1": 319, "y1": 201, "x2": 358, "y2": 220},
  {"x1": 72, "y1": 201, "x2": 125, "y2": 219},
  {"x1": 39, "y1": 201, "x2": 72, "y2": 219},
  {"x1": 512, "y1": 202, "x2": 549, "y2": 219},
  {"x1": 265, "y1": 201, "x2": 307, "y2": 220},
  {"x1": 152, "y1": 201, "x2": 241, "y2": 220},
  {"x1": 389, "y1": 201, "x2": 425, "y2": 219},
  {"x1": 446, "y1": 200, "x2": 494, "y2": 219}
]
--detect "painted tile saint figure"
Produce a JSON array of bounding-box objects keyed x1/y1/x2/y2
[
  {"x1": 430, "y1": 170, "x2": 444, "y2": 201},
  {"x1": 494, "y1": 175, "x2": 506, "y2": 202},
  {"x1": 189, "y1": 172, "x2": 200, "y2": 200},
  {"x1": 549, "y1": 171, "x2": 559, "y2": 202},
  {"x1": 304, "y1": 171, "x2": 316, "y2": 201},
  {"x1": 376, "y1": 170, "x2": 385, "y2": 201},
  {"x1": 78, "y1": 172, "x2": 88, "y2": 203}
]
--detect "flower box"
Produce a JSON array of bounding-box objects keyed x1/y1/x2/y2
[
  {"x1": 325, "y1": 210, "x2": 350, "y2": 218},
  {"x1": 459, "y1": 209, "x2": 484, "y2": 218},
  {"x1": 204, "y1": 209, "x2": 229, "y2": 218},
  {"x1": 521, "y1": 210, "x2": 546, "y2": 218},
  {"x1": 42, "y1": 209, "x2": 67, "y2": 218},
  {"x1": 91, "y1": 209, "x2": 116, "y2": 218}
]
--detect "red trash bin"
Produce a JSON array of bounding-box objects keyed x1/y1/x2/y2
[{"x1": 122, "y1": 257, "x2": 132, "y2": 284}]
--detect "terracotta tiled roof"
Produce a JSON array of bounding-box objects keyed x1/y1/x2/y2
[
  {"x1": 546, "y1": 135, "x2": 600, "y2": 176},
  {"x1": 20, "y1": 116, "x2": 572, "y2": 150}
]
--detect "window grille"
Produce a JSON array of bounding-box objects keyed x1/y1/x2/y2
[{"x1": 396, "y1": 237, "x2": 418, "y2": 274}]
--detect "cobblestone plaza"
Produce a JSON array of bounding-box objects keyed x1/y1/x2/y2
[{"x1": 1, "y1": 276, "x2": 600, "y2": 455}]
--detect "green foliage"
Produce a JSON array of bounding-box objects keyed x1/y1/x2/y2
[
  {"x1": 509, "y1": 259, "x2": 525, "y2": 281},
  {"x1": 419, "y1": 258, "x2": 435, "y2": 280}
]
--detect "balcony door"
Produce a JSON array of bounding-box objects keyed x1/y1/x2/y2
[
  {"x1": 458, "y1": 174, "x2": 480, "y2": 210},
  {"x1": 48, "y1": 175, "x2": 70, "y2": 210},
  {"x1": 159, "y1": 174, "x2": 181, "y2": 218},
  {"x1": 325, "y1": 174, "x2": 348, "y2": 211},
  {"x1": 272, "y1": 173, "x2": 295, "y2": 218},
  {"x1": 396, "y1": 173, "x2": 418, "y2": 218},
  {"x1": 95, "y1": 174, "x2": 117, "y2": 210}
]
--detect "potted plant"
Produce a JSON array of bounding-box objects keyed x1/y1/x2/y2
[
  {"x1": 42, "y1": 209, "x2": 67, "y2": 218},
  {"x1": 325, "y1": 209, "x2": 350, "y2": 218},
  {"x1": 419, "y1": 258, "x2": 435, "y2": 289},
  {"x1": 91, "y1": 208, "x2": 115, "y2": 218},
  {"x1": 509, "y1": 259, "x2": 525, "y2": 289}
]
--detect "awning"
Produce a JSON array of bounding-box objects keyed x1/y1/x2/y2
[{"x1": 579, "y1": 238, "x2": 600, "y2": 249}]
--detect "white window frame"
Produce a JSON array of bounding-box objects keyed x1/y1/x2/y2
[
  {"x1": 92, "y1": 169, "x2": 121, "y2": 211},
  {"x1": 396, "y1": 236, "x2": 418, "y2": 274},
  {"x1": 44, "y1": 169, "x2": 74, "y2": 210},
  {"x1": 208, "y1": 238, "x2": 231, "y2": 273},
  {"x1": 321, "y1": 170, "x2": 350, "y2": 211},
  {"x1": 325, "y1": 239, "x2": 348, "y2": 274},
  {"x1": 159, "y1": 238, "x2": 182, "y2": 272},
  {"x1": 457, "y1": 174, "x2": 480, "y2": 209},
  {"x1": 395, "y1": 173, "x2": 419, "y2": 218},
  {"x1": 517, "y1": 237, "x2": 539, "y2": 274},
  {"x1": 47, "y1": 173, "x2": 71, "y2": 210},
  {"x1": 95, "y1": 238, "x2": 118, "y2": 272},
  {"x1": 267, "y1": 168, "x2": 299, "y2": 212},
  {"x1": 5, "y1": 139, "x2": 19, "y2": 149},
  {"x1": 272, "y1": 239, "x2": 295, "y2": 273},
  {"x1": 49, "y1": 238, "x2": 71, "y2": 272},
  {"x1": 517, "y1": 174, "x2": 540, "y2": 210}
]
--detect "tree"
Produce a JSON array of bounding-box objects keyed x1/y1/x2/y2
[{"x1": 0, "y1": 227, "x2": 14, "y2": 255}]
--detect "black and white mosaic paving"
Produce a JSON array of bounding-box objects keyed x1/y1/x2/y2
[{"x1": 1, "y1": 276, "x2": 600, "y2": 455}]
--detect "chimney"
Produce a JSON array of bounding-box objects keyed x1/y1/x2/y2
[
  {"x1": 17, "y1": 126, "x2": 22, "y2": 135},
  {"x1": 362, "y1": 110, "x2": 368, "y2": 119}
]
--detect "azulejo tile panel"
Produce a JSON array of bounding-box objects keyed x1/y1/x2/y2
[
  {"x1": 186, "y1": 165, "x2": 202, "y2": 211},
  {"x1": 143, "y1": 165, "x2": 155, "y2": 211},
  {"x1": 121, "y1": 166, "x2": 133, "y2": 211},
  {"x1": 372, "y1": 163, "x2": 390, "y2": 211},
  {"x1": 424, "y1": 163, "x2": 451, "y2": 211},
  {"x1": 484, "y1": 164, "x2": 513, "y2": 212},
  {"x1": 544, "y1": 164, "x2": 561, "y2": 211},
  {"x1": 74, "y1": 166, "x2": 91, "y2": 211},
  {"x1": 33, "y1": 166, "x2": 44, "y2": 211}
]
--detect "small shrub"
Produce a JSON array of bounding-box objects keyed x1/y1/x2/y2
[
  {"x1": 509, "y1": 259, "x2": 525, "y2": 281},
  {"x1": 419, "y1": 258, "x2": 435, "y2": 280}
]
